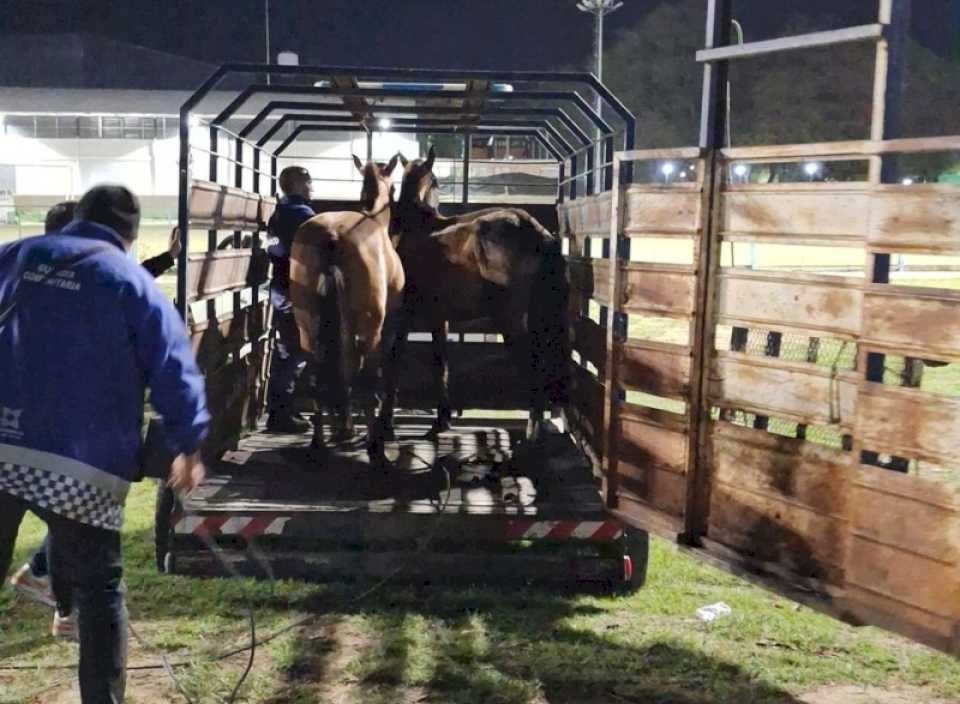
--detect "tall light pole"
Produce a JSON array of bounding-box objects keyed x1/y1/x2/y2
[
  {"x1": 577, "y1": 0, "x2": 622, "y2": 190},
  {"x1": 576, "y1": 0, "x2": 623, "y2": 116},
  {"x1": 265, "y1": 0, "x2": 272, "y2": 84}
]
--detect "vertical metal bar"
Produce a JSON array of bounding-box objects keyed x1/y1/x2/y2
[
  {"x1": 570, "y1": 155, "x2": 579, "y2": 200},
  {"x1": 366, "y1": 128, "x2": 374, "y2": 161},
  {"x1": 686, "y1": 0, "x2": 733, "y2": 543},
  {"x1": 462, "y1": 133, "x2": 471, "y2": 205},
  {"x1": 586, "y1": 143, "x2": 596, "y2": 196},
  {"x1": 557, "y1": 162, "x2": 566, "y2": 204},
  {"x1": 270, "y1": 155, "x2": 278, "y2": 196},
  {"x1": 208, "y1": 124, "x2": 219, "y2": 251},
  {"x1": 176, "y1": 110, "x2": 191, "y2": 319}
]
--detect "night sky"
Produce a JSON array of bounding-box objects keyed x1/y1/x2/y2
[{"x1": 5, "y1": 0, "x2": 954, "y2": 73}]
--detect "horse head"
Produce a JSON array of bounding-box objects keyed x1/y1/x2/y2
[
  {"x1": 397, "y1": 145, "x2": 439, "y2": 211},
  {"x1": 353, "y1": 153, "x2": 399, "y2": 216}
]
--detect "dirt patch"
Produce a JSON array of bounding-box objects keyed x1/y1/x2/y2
[{"x1": 799, "y1": 685, "x2": 953, "y2": 704}]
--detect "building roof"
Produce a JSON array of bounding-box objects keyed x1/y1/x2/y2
[{"x1": 0, "y1": 33, "x2": 219, "y2": 90}]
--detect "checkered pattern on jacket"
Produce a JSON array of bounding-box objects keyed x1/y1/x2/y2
[{"x1": 0, "y1": 462, "x2": 122, "y2": 531}]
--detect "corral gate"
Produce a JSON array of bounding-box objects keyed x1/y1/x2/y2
[{"x1": 560, "y1": 0, "x2": 960, "y2": 654}]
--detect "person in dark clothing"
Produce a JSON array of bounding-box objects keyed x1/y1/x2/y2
[
  {"x1": 7, "y1": 201, "x2": 183, "y2": 637},
  {"x1": 265, "y1": 165, "x2": 316, "y2": 433},
  {"x1": 0, "y1": 185, "x2": 209, "y2": 703}
]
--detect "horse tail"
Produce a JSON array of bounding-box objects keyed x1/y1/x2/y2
[
  {"x1": 291, "y1": 221, "x2": 354, "y2": 390},
  {"x1": 528, "y1": 235, "x2": 571, "y2": 407}
]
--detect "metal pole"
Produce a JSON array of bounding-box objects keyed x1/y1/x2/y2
[
  {"x1": 462, "y1": 133, "x2": 471, "y2": 204},
  {"x1": 265, "y1": 0, "x2": 271, "y2": 85}
]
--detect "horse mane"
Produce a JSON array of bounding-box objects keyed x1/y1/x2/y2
[{"x1": 360, "y1": 163, "x2": 379, "y2": 214}]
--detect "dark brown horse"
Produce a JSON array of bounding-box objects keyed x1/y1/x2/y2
[
  {"x1": 290, "y1": 154, "x2": 404, "y2": 464},
  {"x1": 381, "y1": 146, "x2": 569, "y2": 441}
]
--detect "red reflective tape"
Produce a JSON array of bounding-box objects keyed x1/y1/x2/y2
[
  {"x1": 505, "y1": 519, "x2": 535, "y2": 540},
  {"x1": 590, "y1": 520, "x2": 623, "y2": 542},
  {"x1": 546, "y1": 521, "x2": 578, "y2": 540},
  {"x1": 195, "y1": 515, "x2": 229, "y2": 538},
  {"x1": 240, "y1": 515, "x2": 276, "y2": 539}
]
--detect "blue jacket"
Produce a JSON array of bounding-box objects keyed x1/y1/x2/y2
[
  {"x1": 0, "y1": 221, "x2": 209, "y2": 502},
  {"x1": 267, "y1": 194, "x2": 315, "y2": 292}
]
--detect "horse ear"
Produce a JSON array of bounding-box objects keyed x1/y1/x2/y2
[
  {"x1": 397, "y1": 152, "x2": 409, "y2": 168},
  {"x1": 384, "y1": 153, "x2": 400, "y2": 176},
  {"x1": 352, "y1": 154, "x2": 364, "y2": 173},
  {"x1": 424, "y1": 145, "x2": 436, "y2": 171}
]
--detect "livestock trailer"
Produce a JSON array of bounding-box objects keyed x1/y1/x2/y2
[
  {"x1": 156, "y1": 0, "x2": 959, "y2": 656},
  {"x1": 155, "y1": 63, "x2": 647, "y2": 591}
]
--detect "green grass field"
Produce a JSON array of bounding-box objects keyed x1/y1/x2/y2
[{"x1": 2, "y1": 482, "x2": 959, "y2": 704}]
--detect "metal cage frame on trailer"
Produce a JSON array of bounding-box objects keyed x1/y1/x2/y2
[{"x1": 175, "y1": 63, "x2": 637, "y2": 319}]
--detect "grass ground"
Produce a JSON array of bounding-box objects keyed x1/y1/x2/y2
[{"x1": 2, "y1": 482, "x2": 959, "y2": 703}]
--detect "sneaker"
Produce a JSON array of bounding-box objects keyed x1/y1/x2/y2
[
  {"x1": 266, "y1": 413, "x2": 312, "y2": 434},
  {"x1": 52, "y1": 610, "x2": 78, "y2": 641},
  {"x1": 9, "y1": 563, "x2": 55, "y2": 608}
]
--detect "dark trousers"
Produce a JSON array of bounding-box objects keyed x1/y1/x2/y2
[
  {"x1": 0, "y1": 491, "x2": 127, "y2": 704},
  {"x1": 267, "y1": 285, "x2": 307, "y2": 415},
  {"x1": 29, "y1": 533, "x2": 49, "y2": 576}
]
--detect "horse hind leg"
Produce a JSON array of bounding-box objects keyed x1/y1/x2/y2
[{"x1": 427, "y1": 321, "x2": 453, "y2": 439}]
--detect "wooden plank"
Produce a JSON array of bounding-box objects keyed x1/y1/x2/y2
[
  {"x1": 620, "y1": 264, "x2": 697, "y2": 316},
  {"x1": 717, "y1": 272, "x2": 863, "y2": 337},
  {"x1": 610, "y1": 498, "x2": 684, "y2": 541},
  {"x1": 721, "y1": 188, "x2": 869, "y2": 243},
  {"x1": 851, "y1": 465, "x2": 959, "y2": 564},
  {"x1": 861, "y1": 286, "x2": 960, "y2": 362},
  {"x1": 624, "y1": 186, "x2": 702, "y2": 236},
  {"x1": 567, "y1": 257, "x2": 609, "y2": 306},
  {"x1": 572, "y1": 316, "x2": 606, "y2": 371},
  {"x1": 259, "y1": 196, "x2": 277, "y2": 227},
  {"x1": 618, "y1": 340, "x2": 691, "y2": 399},
  {"x1": 558, "y1": 192, "x2": 612, "y2": 236},
  {"x1": 190, "y1": 300, "x2": 269, "y2": 373},
  {"x1": 846, "y1": 538, "x2": 960, "y2": 622},
  {"x1": 711, "y1": 422, "x2": 851, "y2": 518},
  {"x1": 710, "y1": 352, "x2": 858, "y2": 427},
  {"x1": 619, "y1": 412, "x2": 688, "y2": 475},
  {"x1": 708, "y1": 483, "x2": 847, "y2": 583},
  {"x1": 185, "y1": 250, "x2": 268, "y2": 302},
  {"x1": 619, "y1": 147, "x2": 703, "y2": 162},
  {"x1": 856, "y1": 382, "x2": 960, "y2": 466},
  {"x1": 188, "y1": 179, "x2": 223, "y2": 226},
  {"x1": 721, "y1": 135, "x2": 960, "y2": 161},
  {"x1": 616, "y1": 467, "x2": 687, "y2": 519},
  {"x1": 867, "y1": 186, "x2": 960, "y2": 254},
  {"x1": 843, "y1": 583, "x2": 960, "y2": 656}
]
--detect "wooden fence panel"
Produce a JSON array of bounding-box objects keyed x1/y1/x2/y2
[
  {"x1": 867, "y1": 185, "x2": 960, "y2": 254},
  {"x1": 717, "y1": 272, "x2": 863, "y2": 337}
]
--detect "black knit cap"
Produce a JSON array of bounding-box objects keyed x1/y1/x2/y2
[
  {"x1": 75, "y1": 184, "x2": 141, "y2": 241},
  {"x1": 44, "y1": 201, "x2": 78, "y2": 233}
]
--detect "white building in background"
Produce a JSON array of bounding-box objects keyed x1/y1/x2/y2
[
  {"x1": 0, "y1": 86, "x2": 425, "y2": 224},
  {"x1": 0, "y1": 34, "x2": 557, "y2": 227}
]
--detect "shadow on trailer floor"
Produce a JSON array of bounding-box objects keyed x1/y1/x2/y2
[
  {"x1": 187, "y1": 418, "x2": 604, "y2": 517},
  {"x1": 167, "y1": 418, "x2": 632, "y2": 586}
]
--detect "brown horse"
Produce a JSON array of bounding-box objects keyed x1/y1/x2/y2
[
  {"x1": 381, "y1": 146, "x2": 570, "y2": 441},
  {"x1": 289, "y1": 154, "x2": 404, "y2": 464}
]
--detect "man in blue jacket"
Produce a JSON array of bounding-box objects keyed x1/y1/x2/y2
[
  {"x1": 0, "y1": 185, "x2": 210, "y2": 703},
  {"x1": 265, "y1": 165, "x2": 315, "y2": 433},
  {"x1": 7, "y1": 201, "x2": 183, "y2": 627}
]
